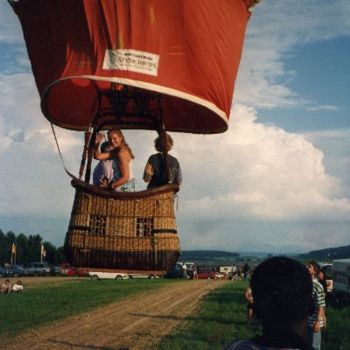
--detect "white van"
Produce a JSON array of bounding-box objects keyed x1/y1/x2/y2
[{"x1": 332, "y1": 259, "x2": 350, "y2": 301}]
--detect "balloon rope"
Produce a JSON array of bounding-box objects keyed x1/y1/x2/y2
[
  {"x1": 79, "y1": 126, "x2": 93, "y2": 180},
  {"x1": 50, "y1": 123, "x2": 78, "y2": 180}
]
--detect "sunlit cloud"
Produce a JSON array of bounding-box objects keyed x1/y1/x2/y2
[{"x1": 178, "y1": 105, "x2": 350, "y2": 222}]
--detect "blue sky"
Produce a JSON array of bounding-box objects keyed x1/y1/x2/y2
[
  {"x1": 0, "y1": 0, "x2": 349, "y2": 253},
  {"x1": 259, "y1": 37, "x2": 350, "y2": 132}
]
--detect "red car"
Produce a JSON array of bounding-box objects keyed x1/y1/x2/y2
[
  {"x1": 197, "y1": 271, "x2": 219, "y2": 280},
  {"x1": 60, "y1": 263, "x2": 89, "y2": 277},
  {"x1": 67, "y1": 267, "x2": 89, "y2": 277}
]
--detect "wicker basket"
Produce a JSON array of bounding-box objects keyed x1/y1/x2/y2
[{"x1": 65, "y1": 179, "x2": 180, "y2": 271}]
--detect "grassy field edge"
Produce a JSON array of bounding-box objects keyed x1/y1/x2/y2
[
  {"x1": 155, "y1": 281, "x2": 350, "y2": 350},
  {"x1": 0, "y1": 278, "x2": 175, "y2": 339}
]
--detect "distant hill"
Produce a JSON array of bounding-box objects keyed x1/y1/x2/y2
[
  {"x1": 299, "y1": 244, "x2": 350, "y2": 260},
  {"x1": 179, "y1": 250, "x2": 240, "y2": 266}
]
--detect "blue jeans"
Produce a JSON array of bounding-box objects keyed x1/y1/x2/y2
[{"x1": 307, "y1": 327, "x2": 322, "y2": 350}]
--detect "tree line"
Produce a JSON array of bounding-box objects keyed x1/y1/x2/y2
[
  {"x1": 299, "y1": 244, "x2": 350, "y2": 260},
  {"x1": 0, "y1": 229, "x2": 66, "y2": 266}
]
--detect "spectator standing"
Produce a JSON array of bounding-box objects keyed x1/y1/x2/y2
[
  {"x1": 244, "y1": 286, "x2": 255, "y2": 325},
  {"x1": 242, "y1": 262, "x2": 250, "y2": 280},
  {"x1": 182, "y1": 263, "x2": 188, "y2": 280},
  {"x1": 226, "y1": 256, "x2": 314, "y2": 350},
  {"x1": 192, "y1": 264, "x2": 198, "y2": 279},
  {"x1": 307, "y1": 261, "x2": 326, "y2": 350}
]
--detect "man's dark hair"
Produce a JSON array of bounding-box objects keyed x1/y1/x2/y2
[
  {"x1": 154, "y1": 133, "x2": 173, "y2": 152},
  {"x1": 251, "y1": 256, "x2": 312, "y2": 326}
]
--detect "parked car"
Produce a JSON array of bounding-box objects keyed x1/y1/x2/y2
[
  {"x1": 0, "y1": 266, "x2": 11, "y2": 278},
  {"x1": 165, "y1": 263, "x2": 187, "y2": 279},
  {"x1": 332, "y1": 259, "x2": 350, "y2": 302},
  {"x1": 25, "y1": 262, "x2": 51, "y2": 276},
  {"x1": 128, "y1": 273, "x2": 160, "y2": 279},
  {"x1": 197, "y1": 271, "x2": 221, "y2": 280},
  {"x1": 89, "y1": 271, "x2": 129, "y2": 280},
  {"x1": 50, "y1": 265, "x2": 62, "y2": 276},
  {"x1": 219, "y1": 265, "x2": 239, "y2": 279},
  {"x1": 5, "y1": 264, "x2": 29, "y2": 277},
  {"x1": 214, "y1": 272, "x2": 225, "y2": 280},
  {"x1": 60, "y1": 263, "x2": 73, "y2": 275},
  {"x1": 66, "y1": 267, "x2": 89, "y2": 277}
]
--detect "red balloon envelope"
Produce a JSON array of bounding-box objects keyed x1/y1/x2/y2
[{"x1": 11, "y1": 0, "x2": 256, "y2": 134}]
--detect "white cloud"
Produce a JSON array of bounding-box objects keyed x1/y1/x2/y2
[
  {"x1": 0, "y1": 73, "x2": 83, "y2": 216},
  {"x1": 177, "y1": 105, "x2": 350, "y2": 222},
  {"x1": 307, "y1": 105, "x2": 338, "y2": 112},
  {"x1": 235, "y1": 0, "x2": 350, "y2": 109},
  {"x1": 3, "y1": 99, "x2": 348, "y2": 225},
  {"x1": 304, "y1": 128, "x2": 350, "y2": 139},
  {"x1": 303, "y1": 128, "x2": 350, "y2": 198}
]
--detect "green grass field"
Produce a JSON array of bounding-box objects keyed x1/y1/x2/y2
[
  {"x1": 0, "y1": 278, "x2": 174, "y2": 338},
  {"x1": 1, "y1": 278, "x2": 350, "y2": 349},
  {"x1": 156, "y1": 281, "x2": 259, "y2": 350},
  {"x1": 323, "y1": 301, "x2": 350, "y2": 350},
  {"x1": 157, "y1": 281, "x2": 350, "y2": 350}
]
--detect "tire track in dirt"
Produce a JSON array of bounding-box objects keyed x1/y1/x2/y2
[{"x1": 3, "y1": 279, "x2": 228, "y2": 350}]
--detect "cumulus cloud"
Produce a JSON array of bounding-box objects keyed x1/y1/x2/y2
[
  {"x1": 235, "y1": 0, "x2": 350, "y2": 109},
  {"x1": 303, "y1": 128, "x2": 350, "y2": 198},
  {"x1": 177, "y1": 105, "x2": 350, "y2": 224},
  {"x1": 0, "y1": 73, "x2": 82, "y2": 216}
]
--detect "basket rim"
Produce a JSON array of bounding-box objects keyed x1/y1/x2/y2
[{"x1": 71, "y1": 178, "x2": 179, "y2": 199}]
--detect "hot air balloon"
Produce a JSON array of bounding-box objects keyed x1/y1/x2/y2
[{"x1": 10, "y1": 0, "x2": 258, "y2": 275}]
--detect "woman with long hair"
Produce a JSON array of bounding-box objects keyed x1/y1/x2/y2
[{"x1": 94, "y1": 129, "x2": 135, "y2": 191}]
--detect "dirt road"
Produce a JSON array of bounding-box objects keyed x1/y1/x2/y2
[{"x1": 3, "y1": 279, "x2": 227, "y2": 350}]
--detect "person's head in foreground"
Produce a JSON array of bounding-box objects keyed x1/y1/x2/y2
[
  {"x1": 226, "y1": 256, "x2": 314, "y2": 350},
  {"x1": 252, "y1": 257, "x2": 313, "y2": 333}
]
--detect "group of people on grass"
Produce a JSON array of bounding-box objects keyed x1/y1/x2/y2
[
  {"x1": 93, "y1": 130, "x2": 182, "y2": 191},
  {"x1": 1, "y1": 279, "x2": 24, "y2": 294},
  {"x1": 231, "y1": 258, "x2": 327, "y2": 350}
]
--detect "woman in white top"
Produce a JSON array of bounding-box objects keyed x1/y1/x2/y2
[
  {"x1": 94, "y1": 129, "x2": 135, "y2": 191},
  {"x1": 12, "y1": 280, "x2": 24, "y2": 292}
]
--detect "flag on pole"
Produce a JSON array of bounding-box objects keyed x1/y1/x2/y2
[
  {"x1": 11, "y1": 242, "x2": 16, "y2": 265},
  {"x1": 41, "y1": 243, "x2": 46, "y2": 258}
]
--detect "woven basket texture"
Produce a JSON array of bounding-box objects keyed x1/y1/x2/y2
[{"x1": 66, "y1": 187, "x2": 180, "y2": 270}]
